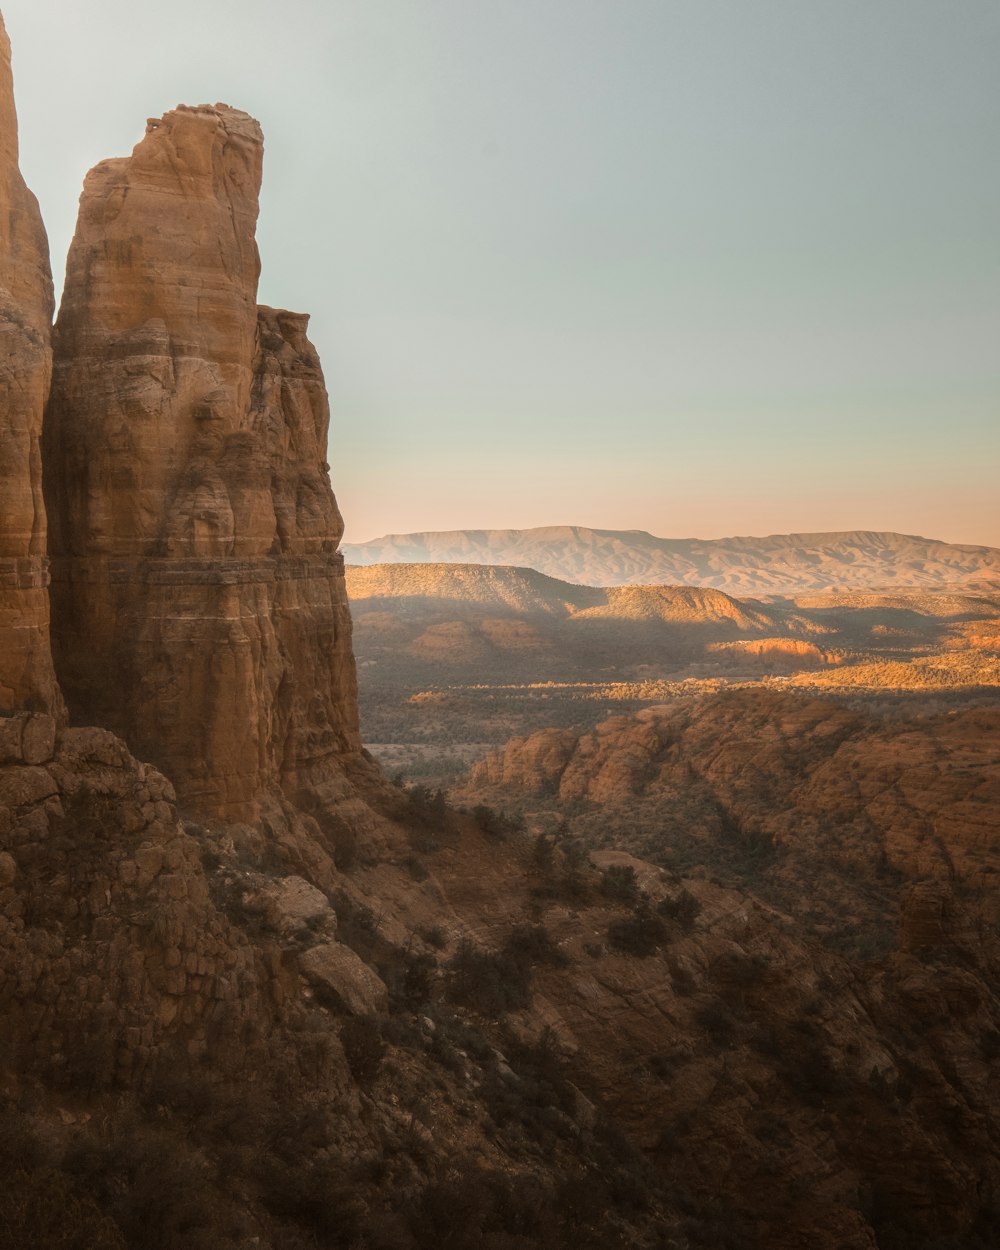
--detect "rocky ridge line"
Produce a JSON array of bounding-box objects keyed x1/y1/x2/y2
[{"x1": 343, "y1": 526, "x2": 1000, "y2": 591}]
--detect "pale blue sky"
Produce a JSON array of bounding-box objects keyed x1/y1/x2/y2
[{"x1": 4, "y1": 1, "x2": 998, "y2": 544}]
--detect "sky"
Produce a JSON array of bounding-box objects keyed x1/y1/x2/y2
[{"x1": 3, "y1": 0, "x2": 999, "y2": 546}]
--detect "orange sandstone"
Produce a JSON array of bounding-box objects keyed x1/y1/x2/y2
[
  {"x1": 44, "y1": 105, "x2": 360, "y2": 820},
  {"x1": 0, "y1": 14, "x2": 62, "y2": 717}
]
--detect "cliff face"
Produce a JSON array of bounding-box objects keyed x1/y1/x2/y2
[
  {"x1": 0, "y1": 16, "x2": 61, "y2": 718},
  {"x1": 44, "y1": 105, "x2": 360, "y2": 820}
]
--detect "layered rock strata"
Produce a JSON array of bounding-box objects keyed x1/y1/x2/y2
[
  {"x1": 44, "y1": 105, "x2": 360, "y2": 821},
  {"x1": 0, "y1": 15, "x2": 62, "y2": 717}
]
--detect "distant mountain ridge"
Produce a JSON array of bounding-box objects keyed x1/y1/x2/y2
[
  {"x1": 346, "y1": 562, "x2": 777, "y2": 630},
  {"x1": 343, "y1": 526, "x2": 1000, "y2": 592}
]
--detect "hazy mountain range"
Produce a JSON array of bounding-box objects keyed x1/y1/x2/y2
[{"x1": 343, "y1": 526, "x2": 1000, "y2": 593}]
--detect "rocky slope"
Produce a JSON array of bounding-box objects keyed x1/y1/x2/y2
[
  {"x1": 460, "y1": 689, "x2": 1000, "y2": 938},
  {"x1": 344, "y1": 526, "x2": 1000, "y2": 592},
  {"x1": 43, "y1": 103, "x2": 361, "y2": 822},
  {"x1": 0, "y1": 16, "x2": 61, "y2": 719},
  {"x1": 455, "y1": 691, "x2": 1000, "y2": 1244}
]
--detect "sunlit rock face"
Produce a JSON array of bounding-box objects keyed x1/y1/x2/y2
[
  {"x1": 44, "y1": 104, "x2": 360, "y2": 821},
  {"x1": 0, "y1": 15, "x2": 62, "y2": 718}
]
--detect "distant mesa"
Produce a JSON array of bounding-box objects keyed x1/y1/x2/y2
[
  {"x1": 343, "y1": 526, "x2": 1000, "y2": 593},
  {"x1": 347, "y1": 561, "x2": 777, "y2": 629}
]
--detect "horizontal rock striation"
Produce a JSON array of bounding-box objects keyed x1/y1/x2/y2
[
  {"x1": 0, "y1": 15, "x2": 62, "y2": 718},
  {"x1": 44, "y1": 105, "x2": 360, "y2": 820}
]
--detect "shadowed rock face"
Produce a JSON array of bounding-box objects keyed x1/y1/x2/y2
[
  {"x1": 44, "y1": 104, "x2": 359, "y2": 820},
  {"x1": 0, "y1": 15, "x2": 62, "y2": 717}
]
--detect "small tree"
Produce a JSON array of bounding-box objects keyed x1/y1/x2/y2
[
  {"x1": 531, "y1": 833, "x2": 555, "y2": 873},
  {"x1": 608, "y1": 902, "x2": 668, "y2": 956},
  {"x1": 340, "y1": 1015, "x2": 385, "y2": 1085},
  {"x1": 560, "y1": 841, "x2": 590, "y2": 897},
  {"x1": 601, "y1": 865, "x2": 640, "y2": 903},
  {"x1": 657, "y1": 887, "x2": 702, "y2": 932}
]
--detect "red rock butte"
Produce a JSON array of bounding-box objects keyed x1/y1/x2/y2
[{"x1": 42, "y1": 102, "x2": 362, "y2": 821}]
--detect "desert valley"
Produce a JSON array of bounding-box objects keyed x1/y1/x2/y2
[
  {"x1": 345, "y1": 540, "x2": 1000, "y2": 785},
  {"x1": 1, "y1": 7, "x2": 999, "y2": 1250}
]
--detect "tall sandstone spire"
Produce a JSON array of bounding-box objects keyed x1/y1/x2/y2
[
  {"x1": 44, "y1": 104, "x2": 361, "y2": 820},
  {"x1": 0, "y1": 13, "x2": 62, "y2": 717}
]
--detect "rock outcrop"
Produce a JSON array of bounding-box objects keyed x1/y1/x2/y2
[
  {"x1": 0, "y1": 15, "x2": 62, "y2": 718},
  {"x1": 461, "y1": 690, "x2": 1000, "y2": 933},
  {"x1": 453, "y1": 690, "x2": 1000, "y2": 1245},
  {"x1": 44, "y1": 105, "x2": 360, "y2": 821},
  {"x1": 706, "y1": 637, "x2": 841, "y2": 668}
]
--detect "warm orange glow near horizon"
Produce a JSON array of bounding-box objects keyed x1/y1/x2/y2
[{"x1": 4, "y1": 0, "x2": 997, "y2": 553}]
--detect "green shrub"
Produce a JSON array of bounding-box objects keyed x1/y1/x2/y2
[
  {"x1": 411, "y1": 1164, "x2": 554, "y2": 1249},
  {"x1": 0, "y1": 1168, "x2": 126, "y2": 1249},
  {"x1": 420, "y1": 924, "x2": 448, "y2": 950},
  {"x1": 656, "y1": 887, "x2": 702, "y2": 931},
  {"x1": 383, "y1": 948, "x2": 438, "y2": 1012},
  {"x1": 782, "y1": 1037, "x2": 841, "y2": 1107},
  {"x1": 331, "y1": 889, "x2": 381, "y2": 957},
  {"x1": 403, "y1": 853, "x2": 429, "y2": 882},
  {"x1": 667, "y1": 959, "x2": 696, "y2": 995},
  {"x1": 256, "y1": 1159, "x2": 364, "y2": 1246},
  {"x1": 340, "y1": 1015, "x2": 385, "y2": 1084},
  {"x1": 446, "y1": 938, "x2": 532, "y2": 1015},
  {"x1": 471, "y1": 805, "x2": 525, "y2": 841},
  {"x1": 62, "y1": 1118, "x2": 229, "y2": 1250},
  {"x1": 695, "y1": 998, "x2": 738, "y2": 1045},
  {"x1": 531, "y1": 834, "x2": 555, "y2": 872},
  {"x1": 600, "y1": 865, "x2": 640, "y2": 902},
  {"x1": 607, "y1": 904, "x2": 668, "y2": 956},
  {"x1": 503, "y1": 924, "x2": 568, "y2": 969}
]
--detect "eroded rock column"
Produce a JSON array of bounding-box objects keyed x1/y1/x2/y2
[
  {"x1": 0, "y1": 15, "x2": 62, "y2": 717},
  {"x1": 44, "y1": 105, "x2": 360, "y2": 820}
]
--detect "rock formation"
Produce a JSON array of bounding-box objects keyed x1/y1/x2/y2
[
  {"x1": 44, "y1": 105, "x2": 360, "y2": 821},
  {"x1": 0, "y1": 16, "x2": 997, "y2": 1247},
  {"x1": 0, "y1": 14, "x2": 62, "y2": 718}
]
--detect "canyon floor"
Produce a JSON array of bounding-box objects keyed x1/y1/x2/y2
[{"x1": 348, "y1": 563, "x2": 1000, "y2": 787}]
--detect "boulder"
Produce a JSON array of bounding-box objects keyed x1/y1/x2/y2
[
  {"x1": 257, "y1": 875, "x2": 335, "y2": 935},
  {"x1": 300, "y1": 942, "x2": 388, "y2": 1016}
]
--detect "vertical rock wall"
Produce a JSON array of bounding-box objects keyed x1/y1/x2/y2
[
  {"x1": 0, "y1": 15, "x2": 62, "y2": 717},
  {"x1": 44, "y1": 105, "x2": 361, "y2": 821}
]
